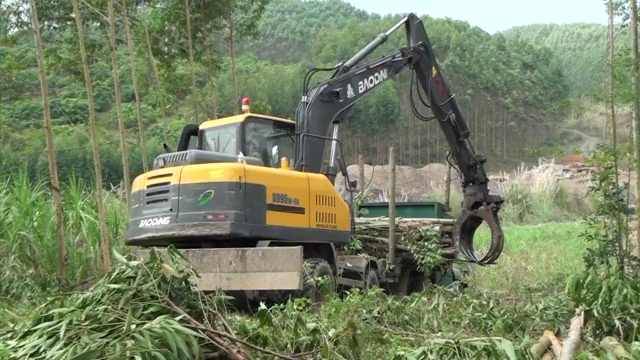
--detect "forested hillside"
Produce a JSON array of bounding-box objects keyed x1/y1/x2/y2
[
  {"x1": 502, "y1": 23, "x2": 608, "y2": 96},
  {"x1": 0, "y1": 0, "x2": 608, "y2": 187}
]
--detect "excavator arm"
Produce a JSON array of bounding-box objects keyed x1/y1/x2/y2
[{"x1": 294, "y1": 13, "x2": 505, "y2": 265}]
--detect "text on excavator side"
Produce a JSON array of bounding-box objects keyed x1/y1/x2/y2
[
  {"x1": 358, "y1": 68, "x2": 388, "y2": 94},
  {"x1": 139, "y1": 216, "x2": 171, "y2": 228}
]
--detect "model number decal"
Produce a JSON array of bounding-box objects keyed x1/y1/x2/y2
[
  {"x1": 272, "y1": 192, "x2": 300, "y2": 206},
  {"x1": 139, "y1": 216, "x2": 171, "y2": 228}
]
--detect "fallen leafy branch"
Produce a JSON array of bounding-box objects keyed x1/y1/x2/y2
[
  {"x1": 165, "y1": 297, "x2": 299, "y2": 360},
  {"x1": 0, "y1": 248, "x2": 295, "y2": 360}
]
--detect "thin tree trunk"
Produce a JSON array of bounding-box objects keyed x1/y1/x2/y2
[
  {"x1": 122, "y1": 0, "x2": 148, "y2": 172},
  {"x1": 143, "y1": 19, "x2": 168, "y2": 144},
  {"x1": 502, "y1": 108, "x2": 507, "y2": 160},
  {"x1": 72, "y1": 0, "x2": 111, "y2": 272},
  {"x1": 228, "y1": 12, "x2": 239, "y2": 113},
  {"x1": 418, "y1": 118, "x2": 421, "y2": 166},
  {"x1": 205, "y1": 31, "x2": 219, "y2": 118},
  {"x1": 603, "y1": 104, "x2": 608, "y2": 144},
  {"x1": 185, "y1": 0, "x2": 199, "y2": 122},
  {"x1": 608, "y1": 0, "x2": 623, "y2": 272},
  {"x1": 108, "y1": 0, "x2": 131, "y2": 207},
  {"x1": 474, "y1": 104, "x2": 478, "y2": 149},
  {"x1": 427, "y1": 121, "x2": 431, "y2": 162},
  {"x1": 492, "y1": 106, "x2": 496, "y2": 154},
  {"x1": 30, "y1": 0, "x2": 66, "y2": 279},
  {"x1": 610, "y1": 0, "x2": 618, "y2": 148},
  {"x1": 631, "y1": 0, "x2": 640, "y2": 256},
  {"x1": 482, "y1": 106, "x2": 487, "y2": 151}
]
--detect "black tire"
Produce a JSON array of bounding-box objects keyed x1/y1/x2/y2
[
  {"x1": 265, "y1": 258, "x2": 335, "y2": 305},
  {"x1": 364, "y1": 266, "x2": 380, "y2": 290},
  {"x1": 301, "y1": 258, "x2": 336, "y2": 303},
  {"x1": 407, "y1": 273, "x2": 433, "y2": 295}
]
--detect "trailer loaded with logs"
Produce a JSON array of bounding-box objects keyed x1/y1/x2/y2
[{"x1": 335, "y1": 214, "x2": 464, "y2": 296}]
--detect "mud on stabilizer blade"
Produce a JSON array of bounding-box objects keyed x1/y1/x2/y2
[{"x1": 454, "y1": 203, "x2": 504, "y2": 265}]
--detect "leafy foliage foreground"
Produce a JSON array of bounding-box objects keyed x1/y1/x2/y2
[
  {"x1": 0, "y1": 242, "x2": 638, "y2": 359},
  {"x1": 0, "y1": 248, "x2": 567, "y2": 360}
]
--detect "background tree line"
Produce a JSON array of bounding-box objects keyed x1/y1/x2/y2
[{"x1": 0, "y1": 0, "x2": 625, "y2": 188}]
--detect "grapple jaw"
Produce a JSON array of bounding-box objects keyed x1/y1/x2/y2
[{"x1": 453, "y1": 193, "x2": 505, "y2": 265}]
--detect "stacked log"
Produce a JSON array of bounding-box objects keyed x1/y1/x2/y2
[
  {"x1": 527, "y1": 310, "x2": 632, "y2": 360},
  {"x1": 342, "y1": 216, "x2": 458, "y2": 261}
]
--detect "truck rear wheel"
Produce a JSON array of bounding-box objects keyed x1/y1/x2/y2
[
  {"x1": 364, "y1": 266, "x2": 380, "y2": 290},
  {"x1": 407, "y1": 273, "x2": 433, "y2": 294},
  {"x1": 302, "y1": 258, "x2": 336, "y2": 303}
]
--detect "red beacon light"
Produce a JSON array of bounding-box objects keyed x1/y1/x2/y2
[{"x1": 241, "y1": 96, "x2": 250, "y2": 113}]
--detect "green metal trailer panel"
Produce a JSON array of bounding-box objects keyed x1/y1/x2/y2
[{"x1": 359, "y1": 201, "x2": 454, "y2": 219}]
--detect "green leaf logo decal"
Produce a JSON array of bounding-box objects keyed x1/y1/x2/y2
[{"x1": 198, "y1": 190, "x2": 215, "y2": 206}]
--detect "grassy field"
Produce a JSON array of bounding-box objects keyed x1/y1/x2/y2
[{"x1": 469, "y1": 222, "x2": 585, "y2": 294}]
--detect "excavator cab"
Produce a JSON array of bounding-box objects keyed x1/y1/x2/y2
[{"x1": 156, "y1": 109, "x2": 296, "y2": 170}]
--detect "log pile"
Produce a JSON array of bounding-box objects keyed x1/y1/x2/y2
[
  {"x1": 529, "y1": 311, "x2": 584, "y2": 359},
  {"x1": 529, "y1": 310, "x2": 632, "y2": 359},
  {"x1": 342, "y1": 216, "x2": 458, "y2": 260}
]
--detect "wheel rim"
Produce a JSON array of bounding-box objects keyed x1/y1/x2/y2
[{"x1": 365, "y1": 268, "x2": 379, "y2": 290}]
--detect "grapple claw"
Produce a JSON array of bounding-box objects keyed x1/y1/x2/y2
[{"x1": 454, "y1": 203, "x2": 504, "y2": 265}]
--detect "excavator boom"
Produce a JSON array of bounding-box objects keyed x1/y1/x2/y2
[{"x1": 294, "y1": 13, "x2": 505, "y2": 265}]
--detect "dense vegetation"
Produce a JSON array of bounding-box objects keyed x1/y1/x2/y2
[
  {"x1": 502, "y1": 23, "x2": 609, "y2": 97},
  {"x1": 1, "y1": 0, "x2": 613, "y2": 187}
]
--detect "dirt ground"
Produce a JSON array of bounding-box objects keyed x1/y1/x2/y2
[
  {"x1": 334, "y1": 163, "x2": 463, "y2": 202},
  {"x1": 333, "y1": 156, "x2": 620, "y2": 204}
]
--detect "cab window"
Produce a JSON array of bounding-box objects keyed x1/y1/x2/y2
[
  {"x1": 244, "y1": 118, "x2": 295, "y2": 168},
  {"x1": 201, "y1": 124, "x2": 238, "y2": 155}
]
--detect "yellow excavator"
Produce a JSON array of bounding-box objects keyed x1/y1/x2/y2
[{"x1": 126, "y1": 13, "x2": 505, "y2": 304}]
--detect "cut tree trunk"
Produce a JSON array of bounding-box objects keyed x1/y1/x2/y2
[
  {"x1": 558, "y1": 310, "x2": 584, "y2": 360},
  {"x1": 600, "y1": 336, "x2": 631, "y2": 357},
  {"x1": 529, "y1": 334, "x2": 551, "y2": 359},
  {"x1": 544, "y1": 330, "x2": 563, "y2": 357},
  {"x1": 347, "y1": 217, "x2": 457, "y2": 260}
]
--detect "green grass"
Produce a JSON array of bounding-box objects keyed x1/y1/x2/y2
[
  {"x1": 0, "y1": 172, "x2": 127, "y2": 299},
  {"x1": 468, "y1": 222, "x2": 586, "y2": 294}
]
